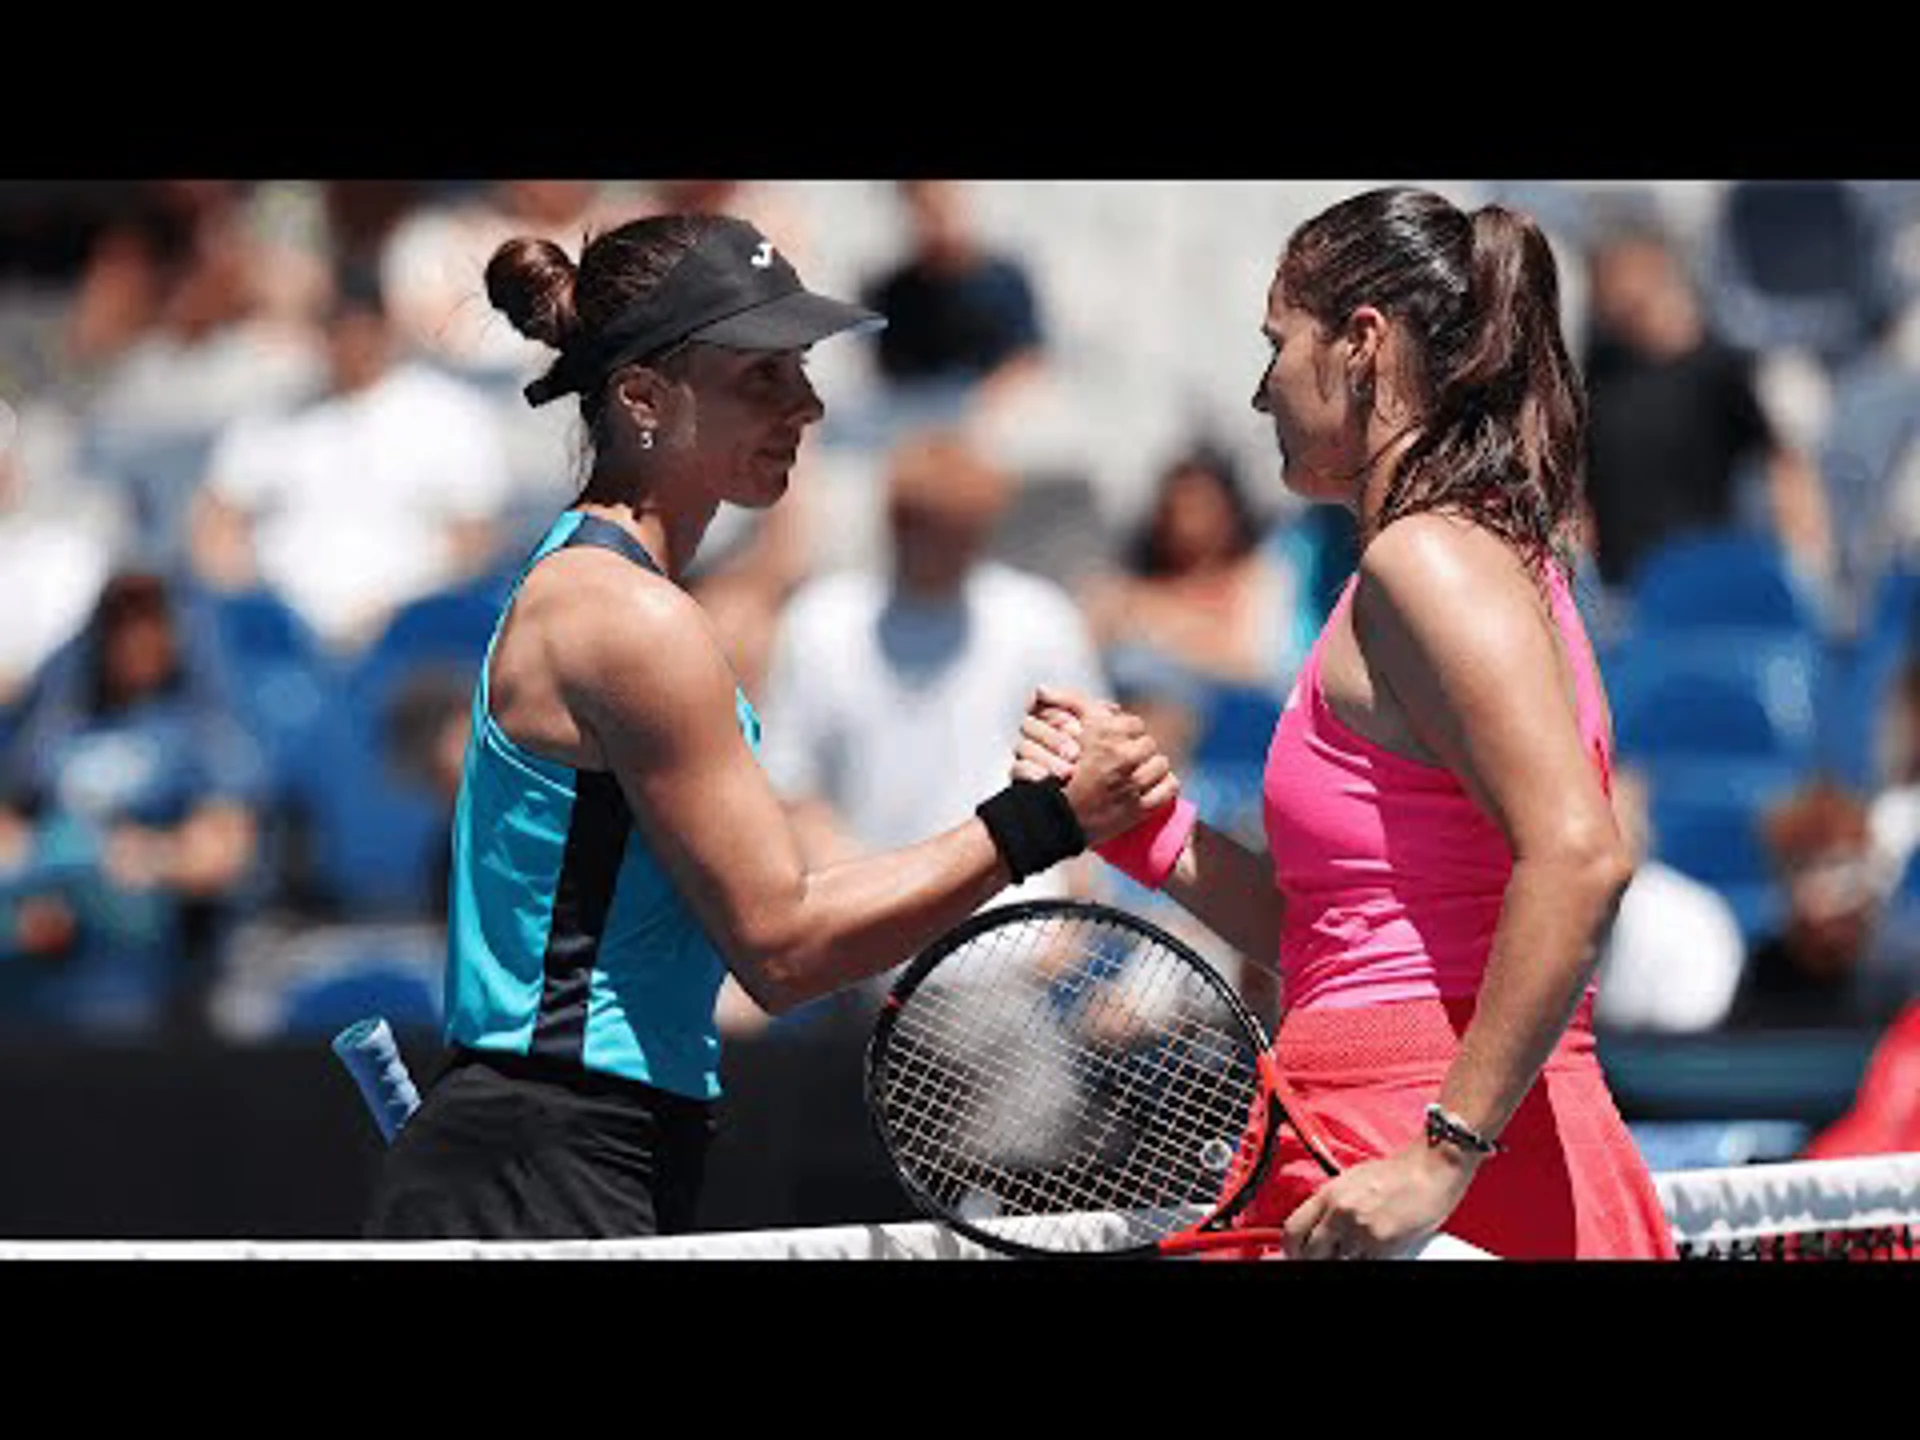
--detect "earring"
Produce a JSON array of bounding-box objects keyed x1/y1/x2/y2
[{"x1": 639, "y1": 428, "x2": 655, "y2": 451}]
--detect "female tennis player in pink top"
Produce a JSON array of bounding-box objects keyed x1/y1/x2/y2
[{"x1": 1020, "y1": 186, "x2": 1676, "y2": 1260}]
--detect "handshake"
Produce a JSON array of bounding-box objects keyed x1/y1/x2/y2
[{"x1": 1002, "y1": 686, "x2": 1198, "y2": 891}]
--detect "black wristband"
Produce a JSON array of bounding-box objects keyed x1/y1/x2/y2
[{"x1": 975, "y1": 778, "x2": 1088, "y2": 883}]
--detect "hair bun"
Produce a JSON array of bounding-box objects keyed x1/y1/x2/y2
[{"x1": 485, "y1": 236, "x2": 579, "y2": 351}]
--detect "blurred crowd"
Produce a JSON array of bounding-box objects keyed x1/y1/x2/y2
[{"x1": 5, "y1": 177, "x2": 1920, "y2": 1094}]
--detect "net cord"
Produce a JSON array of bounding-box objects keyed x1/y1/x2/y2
[{"x1": 8, "y1": 1154, "x2": 1920, "y2": 1259}]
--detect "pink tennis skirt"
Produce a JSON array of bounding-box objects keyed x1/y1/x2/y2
[{"x1": 1227, "y1": 994, "x2": 1677, "y2": 1260}]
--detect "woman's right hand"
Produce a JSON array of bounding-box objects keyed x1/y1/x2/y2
[{"x1": 1014, "y1": 686, "x2": 1178, "y2": 847}]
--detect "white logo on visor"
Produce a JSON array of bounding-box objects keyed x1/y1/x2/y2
[{"x1": 750, "y1": 240, "x2": 775, "y2": 269}]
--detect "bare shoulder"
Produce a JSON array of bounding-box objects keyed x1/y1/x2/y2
[
  {"x1": 1359, "y1": 514, "x2": 1536, "y2": 633},
  {"x1": 525, "y1": 548, "x2": 734, "y2": 728},
  {"x1": 1353, "y1": 514, "x2": 1548, "y2": 666},
  {"x1": 1357, "y1": 512, "x2": 1528, "y2": 601}
]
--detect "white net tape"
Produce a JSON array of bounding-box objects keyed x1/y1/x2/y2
[
  {"x1": 3, "y1": 1154, "x2": 1913, "y2": 1259},
  {"x1": 1655, "y1": 1151, "x2": 1920, "y2": 1255},
  {"x1": 0, "y1": 1212, "x2": 1491, "y2": 1261}
]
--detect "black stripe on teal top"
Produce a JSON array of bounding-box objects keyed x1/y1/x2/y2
[{"x1": 442, "y1": 511, "x2": 762, "y2": 1100}]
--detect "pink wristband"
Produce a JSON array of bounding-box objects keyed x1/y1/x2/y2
[{"x1": 1094, "y1": 797, "x2": 1198, "y2": 890}]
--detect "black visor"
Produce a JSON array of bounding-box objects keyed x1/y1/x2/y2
[{"x1": 525, "y1": 216, "x2": 884, "y2": 406}]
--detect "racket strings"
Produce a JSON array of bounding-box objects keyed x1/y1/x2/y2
[
  {"x1": 876, "y1": 912, "x2": 1265, "y2": 1249},
  {"x1": 890, "y1": 925, "x2": 1241, "y2": 1187},
  {"x1": 890, "y1": 935, "x2": 1255, "y2": 1241}
]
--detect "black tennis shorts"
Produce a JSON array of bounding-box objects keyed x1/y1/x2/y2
[{"x1": 362, "y1": 1046, "x2": 718, "y2": 1241}]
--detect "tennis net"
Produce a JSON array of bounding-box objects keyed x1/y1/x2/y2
[
  {"x1": 1656, "y1": 1151, "x2": 1920, "y2": 1260},
  {"x1": 1, "y1": 1152, "x2": 1913, "y2": 1259}
]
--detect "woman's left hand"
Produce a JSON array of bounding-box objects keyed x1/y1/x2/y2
[
  {"x1": 1280, "y1": 1143, "x2": 1479, "y2": 1261},
  {"x1": 1010, "y1": 687, "x2": 1087, "y2": 784}
]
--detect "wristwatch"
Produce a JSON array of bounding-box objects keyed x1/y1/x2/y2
[{"x1": 1424, "y1": 1103, "x2": 1503, "y2": 1157}]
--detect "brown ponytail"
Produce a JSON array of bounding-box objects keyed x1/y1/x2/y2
[{"x1": 1281, "y1": 188, "x2": 1588, "y2": 578}]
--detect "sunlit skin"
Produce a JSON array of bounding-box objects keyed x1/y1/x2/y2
[
  {"x1": 1249, "y1": 277, "x2": 1419, "y2": 516},
  {"x1": 1152, "y1": 465, "x2": 1245, "y2": 573},
  {"x1": 573, "y1": 343, "x2": 825, "y2": 581},
  {"x1": 901, "y1": 179, "x2": 978, "y2": 273},
  {"x1": 326, "y1": 307, "x2": 395, "y2": 396},
  {"x1": 1587, "y1": 234, "x2": 1700, "y2": 361},
  {"x1": 100, "y1": 610, "x2": 178, "y2": 709},
  {"x1": 886, "y1": 440, "x2": 1009, "y2": 599}
]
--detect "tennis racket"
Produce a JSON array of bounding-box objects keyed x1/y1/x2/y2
[
  {"x1": 331, "y1": 1016, "x2": 422, "y2": 1142},
  {"x1": 865, "y1": 898, "x2": 1344, "y2": 1259}
]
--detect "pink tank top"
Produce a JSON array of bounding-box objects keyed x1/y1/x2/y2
[{"x1": 1263, "y1": 561, "x2": 1610, "y2": 1013}]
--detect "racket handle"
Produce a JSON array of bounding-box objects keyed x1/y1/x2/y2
[
  {"x1": 1159, "y1": 1227, "x2": 1289, "y2": 1258},
  {"x1": 331, "y1": 1016, "x2": 422, "y2": 1143},
  {"x1": 1160, "y1": 1228, "x2": 1498, "y2": 1260}
]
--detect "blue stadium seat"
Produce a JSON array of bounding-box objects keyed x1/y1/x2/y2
[
  {"x1": 1860, "y1": 561, "x2": 1920, "y2": 655},
  {"x1": 1816, "y1": 628, "x2": 1911, "y2": 790},
  {"x1": 1637, "y1": 754, "x2": 1808, "y2": 813},
  {"x1": 187, "y1": 586, "x2": 336, "y2": 806},
  {"x1": 250, "y1": 919, "x2": 445, "y2": 1039},
  {"x1": 1645, "y1": 779, "x2": 1788, "y2": 942},
  {"x1": 346, "y1": 586, "x2": 499, "y2": 717},
  {"x1": 297, "y1": 707, "x2": 449, "y2": 914},
  {"x1": 1183, "y1": 761, "x2": 1266, "y2": 849},
  {"x1": 1191, "y1": 681, "x2": 1282, "y2": 768},
  {"x1": 291, "y1": 584, "x2": 499, "y2": 914},
  {"x1": 203, "y1": 586, "x2": 322, "y2": 663},
  {"x1": 276, "y1": 959, "x2": 442, "y2": 1037},
  {"x1": 1624, "y1": 532, "x2": 1825, "y2": 637},
  {"x1": 1606, "y1": 632, "x2": 1822, "y2": 765}
]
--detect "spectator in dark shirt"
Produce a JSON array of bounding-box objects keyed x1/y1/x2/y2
[
  {"x1": 860, "y1": 180, "x2": 1045, "y2": 421},
  {"x1": 1579, "y1": 217, "x2": 1832, "y2": 591}
]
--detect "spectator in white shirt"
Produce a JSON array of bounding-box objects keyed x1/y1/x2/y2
[
  {"x1": 188, "y1": 262, "x2": 514, "y2": 656},
  {"x1": 0, "y1": 398, "x2": 123, "y2": 710},
  {"x1": 735, "y1": 430, "x2": 1107, "y2": 1032},
  {"x1": 1593, "y1": 763, "x2": 1748, "y2": 1033}
]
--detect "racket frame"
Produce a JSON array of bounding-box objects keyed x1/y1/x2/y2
[{"x1": 864, "y1": 898, "x2": 1340, "y2": 1260}]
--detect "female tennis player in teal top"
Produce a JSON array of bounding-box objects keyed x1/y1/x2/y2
[{"x1": 362, "y1": 212, "x2": 1176, "y2": 1240}]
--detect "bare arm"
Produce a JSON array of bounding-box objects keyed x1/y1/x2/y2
[
  {"x1": 1767, "y1": 444, "x2": 1834, "y2": 583},
  {"x1": 0, "y1": 807, "x2": 32, "y2": 868},
  {"x1": 187, "y1": 490, "x2": 258, "y2": 591},
  {"x1": 105, "y1": 801, "x2": 258, "y2": 897},
  {"x1": 571, "y1": 580, "x2": 1173, "y2": 1016},
  {"x1": 1354, "y1": 521, "x2": 1632, "y2": 1148},
  {"x1": 780, "y1": 795, "x2": 865, "y2": 869},
  {"x1": 1162, "y1": 823, "x2": 1285, "y2": 976},
  {"x1": 166, "y1": 802, "x2": 258, "y2": 895}
]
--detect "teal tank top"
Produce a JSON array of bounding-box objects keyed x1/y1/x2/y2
[{"x1": 442, "y1": 511, "x2": 761, "y2": 1100}]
